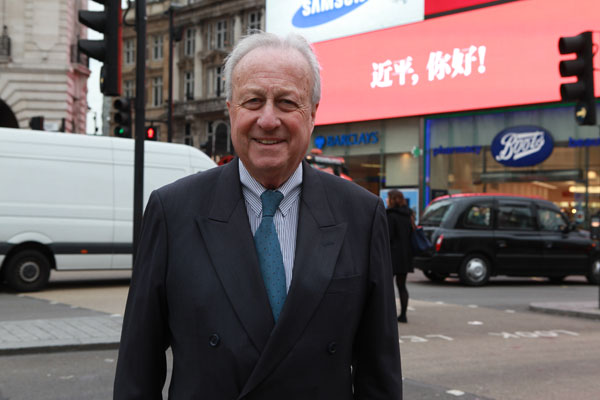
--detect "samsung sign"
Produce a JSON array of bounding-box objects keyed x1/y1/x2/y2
[
  {"x1": 267, "y1": 0, "x2": 424, "y2": 43},
  {"x1": 491, "y1": 126, "x2": 554, "y2": 167}
]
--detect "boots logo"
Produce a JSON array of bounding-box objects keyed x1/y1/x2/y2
[
  {"x1": 292, "y1": 0, "x2": 369, "y2": 28},
  {"x1": 491, "y1": 126, "x2": 554, "y2": 167}
]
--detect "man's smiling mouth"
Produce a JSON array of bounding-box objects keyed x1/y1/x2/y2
[{"x1": 255, "y1": 139, "x2": 283, "y2": 145}]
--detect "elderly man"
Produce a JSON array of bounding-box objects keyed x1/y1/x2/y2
[{"x1": 114, "y1": 31, "x2": 402, "y2": 399}]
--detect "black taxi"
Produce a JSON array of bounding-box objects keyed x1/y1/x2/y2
[{"x1": 413, "y1": 194, "x2": 600, "y2": 286}]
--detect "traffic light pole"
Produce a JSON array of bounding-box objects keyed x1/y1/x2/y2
[
  {"x1": 133, "y1": 0, "x2": 146, "y2": 264},
  {"x1": 167, "y1": 6, "x2": 174, "y2": 143}
]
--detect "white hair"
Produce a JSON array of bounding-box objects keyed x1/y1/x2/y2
[{"x1": 223, "y1": 31, "x2": 321, "y2": 105}]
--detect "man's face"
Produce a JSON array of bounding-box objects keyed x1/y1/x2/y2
[{"x1": 227, "y1": 46, "x2": 318, "y2": 189}]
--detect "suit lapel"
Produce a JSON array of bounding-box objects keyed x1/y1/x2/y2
[
  {"x1": 239, "y1": 162, "x2": 347, "y2": 399},
  {"x1": 195, "y1": 159, "x2": 273, "y2": 353}
]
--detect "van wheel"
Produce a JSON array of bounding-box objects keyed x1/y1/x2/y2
[
  {"x1": 5, "y1": 250, "x2": 51, "y2": 292},
  {"x1": 459, "y1": 254, "x2": 490, "y2": 286},
  {"x1": 587, "y1": 258, "x2": 600, "y2": 285},
  {"x1": 423, "y1": 270, "x2": 448, "y2": 283}
]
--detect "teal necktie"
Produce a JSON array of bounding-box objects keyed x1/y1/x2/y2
[{"x1": 254, "y1": 190, "x2": 286, "y2": 322}]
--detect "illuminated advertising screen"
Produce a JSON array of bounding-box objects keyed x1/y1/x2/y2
[
  {"x1": 425, "y1": 0, "x2": 510, "y2": 16},
  {"x1": 313, "y1": 0, "x2": 599, "y2": 125},
  {"x1": 266, "y1": 0, "x2": 424, "y2": 43}
]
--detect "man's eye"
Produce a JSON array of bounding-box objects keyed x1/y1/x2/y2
[
  {"x1": 243, "y1": 98, "x2": 262, "y2": 108},
  {"x1": 279, "y1": 99, "x2": 298, "y2": 109}
]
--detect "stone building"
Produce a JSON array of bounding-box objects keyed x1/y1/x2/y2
[
  {"x1": 0, "y1": 0, "x2": 90, "y2": 133},
  {"x1": 120, "y1": 0, "x2": 265, "y2": 161}
]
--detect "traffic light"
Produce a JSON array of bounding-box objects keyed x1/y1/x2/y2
[
  {"x1": 113, "y1": 97, "x2": 132, "y2": 138},
  {"x1": 145, "y1": 126, "x2": 158, "y2": 141},
  {"x1": 78, "y1": 0, "x2": 122, "y2": 96},
  {"x1": 558, "y1": 31, "x2": 597, "y2": 126}
]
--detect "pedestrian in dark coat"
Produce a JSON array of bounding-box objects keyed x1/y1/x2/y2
[{"x1": 386, "y1": 190, "x2": 414, "y2": 323}]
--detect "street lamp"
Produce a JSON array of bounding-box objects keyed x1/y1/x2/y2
[{"x1": 165, "y1": 3, "x2": 184, "y2": 143}]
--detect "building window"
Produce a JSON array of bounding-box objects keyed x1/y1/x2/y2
[
  {"x1": 152, "y1": 76, "x2": 163, "y2": 107},
  {"x1": 124, "y1": 80, "x2": 134, "y2": 98},
  {"x1": 209, "y1": 67, "x2": 225, "y2": 97},
  {"x1": 184, "y1": 71, "x2": 194, "y2": 100},
  {"x1": 185, "y1": 123, "x2": 193, "y2": 146},
  {"x1": 215, "y1": 20, "x2": 228, "y2": 49},
  {"x1": 124, "y1": 39, "x2": 135, "y2": 64},
  {"x1": 247, "y1": 11, "x2": 261, "y2": 33},
  {"x1": 152, "y1": 35, "x2": 163, "y2": 60},
  {"x1": 184, "y1": 28, "x2": 196, "y2": 57}
]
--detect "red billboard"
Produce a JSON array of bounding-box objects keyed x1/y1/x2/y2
[
  {"x1": 425, "y1": 0, "x2": 509, "y2": 16},
  {"x1": 313, "y1": 0, "x2": 598, "y2": 126}
]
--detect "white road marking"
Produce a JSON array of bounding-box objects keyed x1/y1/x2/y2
[
  {"x1": 446, "y1": 389, "x2": 465, "y2": 396},
  {"x1": 399, "y1": 334, "x2": 454, "y2": 343},
  {"x1": 468, "y1": 321, "x2": 483, "y2": 325},
  {"x1": 468, "y1": 304, "x2": 478, "y2": 308},
  {"x1": 489, "y1": 329, "x2": 579, "y2": 339}
]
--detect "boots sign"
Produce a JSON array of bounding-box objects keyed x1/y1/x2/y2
[{"x1": 491, "y1": 126, "x2": 554, "y2": 167}]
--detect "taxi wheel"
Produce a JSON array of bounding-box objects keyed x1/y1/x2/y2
[
  {"x1": 587, "y1": 258, "x2": 600, "y2": 285},
  {"x1": 459, "y1": 254, "x2": 490, "y2": 286}
]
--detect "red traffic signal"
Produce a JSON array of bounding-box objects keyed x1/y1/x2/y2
[{"x1": 145, "y1": 126, "x2": 158, "y2": 141}]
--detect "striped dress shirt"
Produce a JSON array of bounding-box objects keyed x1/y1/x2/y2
[{"x1": 239, "y1": 161, "x2": 302, "y2": 292}]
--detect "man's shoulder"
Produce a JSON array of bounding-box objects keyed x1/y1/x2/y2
[{"x1": 154, "y1": 164, "x2": 223, "y2": 203}]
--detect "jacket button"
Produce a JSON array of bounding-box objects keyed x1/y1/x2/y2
[
  {"x1": 327, "y1": 342, "x2": 337, "y2": 354},
  {"x1": 208, "y1": 333, "x2": 220, "y2": 347}
]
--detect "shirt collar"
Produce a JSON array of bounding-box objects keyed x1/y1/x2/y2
[{"x1": 239, "y1": 160, "x2": 303, "y2": 218}]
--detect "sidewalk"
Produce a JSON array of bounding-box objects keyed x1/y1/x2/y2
[{"x1": 0, "y1": 293, "x2": 122, "y2": 355}]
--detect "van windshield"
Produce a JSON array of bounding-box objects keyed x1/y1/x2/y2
[{"x1": 421, "y1": 200, "x2": 455, "y2": 227}]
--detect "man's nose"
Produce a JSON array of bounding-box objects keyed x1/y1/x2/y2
[{"x1": 257, "y1": 102, "x2": 281, "y2": 131}]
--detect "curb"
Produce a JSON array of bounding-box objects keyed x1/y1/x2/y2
[
  {"x1": 529, "y1": 301, "x2": 600, "y2": 321},
  {"x1": 0, "y1": 340, "x2": 120, "y2": 356}
]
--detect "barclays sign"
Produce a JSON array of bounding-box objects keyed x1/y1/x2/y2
[
  {"x1": 314, "y1": 131, "x2": 379, "y2": 149},
  {"x1": 491, "y1": 126, "x2": 554, "y2": 167}
]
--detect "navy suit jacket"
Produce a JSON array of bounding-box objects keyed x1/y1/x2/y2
[{"x1": 114, "y1": 158, "x2": 402, "y2": 399}]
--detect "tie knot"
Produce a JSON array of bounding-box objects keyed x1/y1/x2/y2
[{"x1": 261, "y1": 190, "x2": 283, "y2": 217}]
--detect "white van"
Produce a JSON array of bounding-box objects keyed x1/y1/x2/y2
[{"x1": 0, "y1": 128, "x2": 216, "y2": 291}]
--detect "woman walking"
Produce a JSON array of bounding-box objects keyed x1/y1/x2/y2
[{"x1": 386, "y1": 190, "x2": 414, "y2": 323}]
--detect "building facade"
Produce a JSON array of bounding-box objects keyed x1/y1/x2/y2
[
  {"x1": 0, "y1": 0, "x2": 90, "y2": 133},
  {"x1": 120, "y1": 0, "x2": 264, "y2": 161}
]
